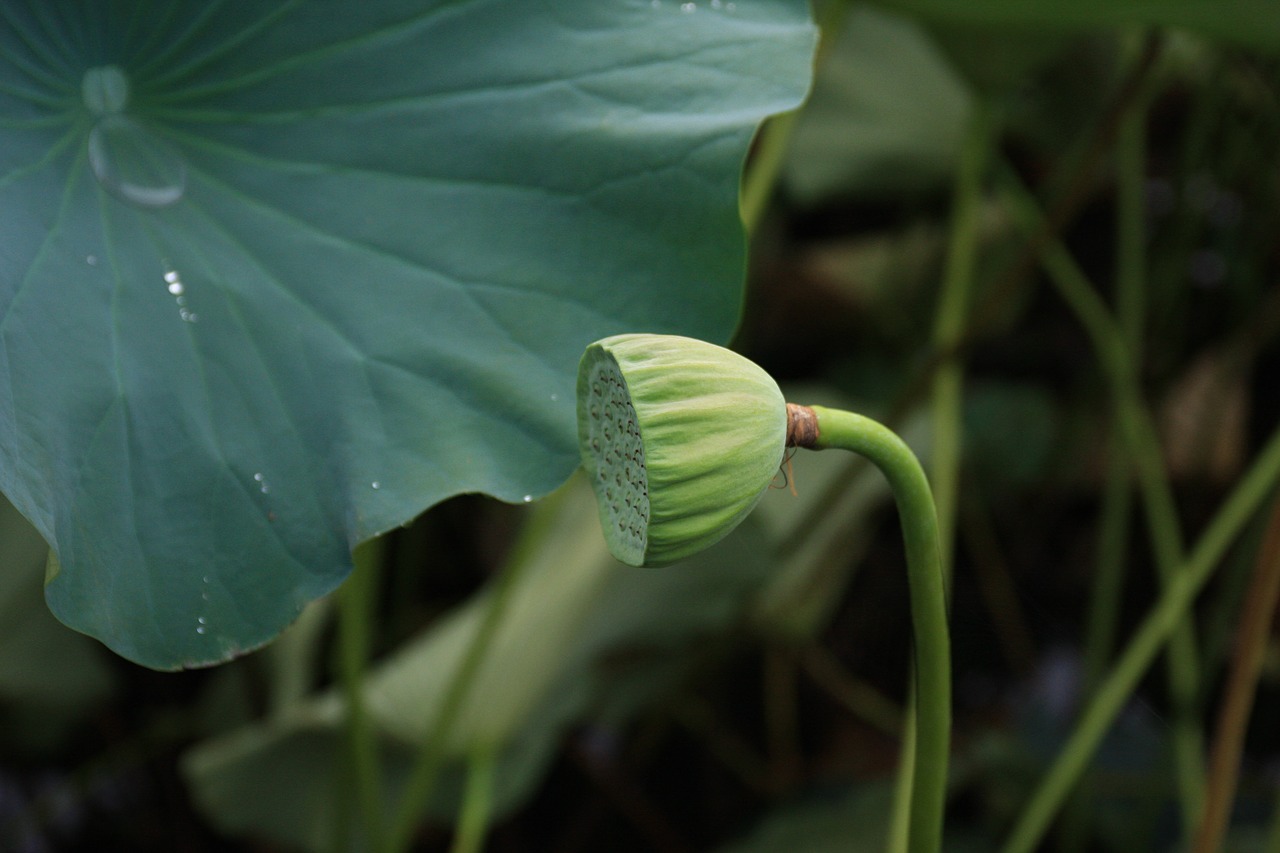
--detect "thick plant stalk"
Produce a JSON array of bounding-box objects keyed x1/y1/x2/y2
[
  {"x1": 791, "y1": 405, "x2": 950, "y2": 853},
  {"x1": 916, "y1": 106, "x2": 990, "y2": 846}
]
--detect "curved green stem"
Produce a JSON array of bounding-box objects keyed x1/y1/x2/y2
[{"x1": 802, "y1": 405, "x2": 951, "y2": 853}]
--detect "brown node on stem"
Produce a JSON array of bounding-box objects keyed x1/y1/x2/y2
[{"x1": 786, "y1": 403, "x2": 818, "y2": 448}]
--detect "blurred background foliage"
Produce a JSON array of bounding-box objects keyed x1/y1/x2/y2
[{"x1": 3, "y1": 0, "x2": 1280, "y2": 850}]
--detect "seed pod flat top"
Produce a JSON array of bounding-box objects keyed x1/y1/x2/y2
[{"x1": 576, "y1": 333, "x2": 787, "y2": 567}]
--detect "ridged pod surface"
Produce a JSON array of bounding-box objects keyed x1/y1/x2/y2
[{"x1": 577, "y1": 334, "x2": 787, "y2": 566}]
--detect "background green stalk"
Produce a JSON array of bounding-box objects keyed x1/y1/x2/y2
[
  {"x1": 1084, "y1": 72, "x2": 1151, "y2": 690},
  {"x1": 930, "y1": 98, "x2": 992, "y2": 582},
  {"x1": 1000, "y1": 167, "x2": 1206, "y2": 829},
  {"x1": 798, "y1": 406, "x2": 950, "y2": 853},
  {"x1": 739, "y1": 109, "x2": 799, "y2": 236},
  {"x1": 384, "y1": 523, "x2": 537, "y2": 853},
  {"x1": 450, "y1": 744, "x2": 498, "y2": 853},
  {"x1": 739, "y1": 0, "x2": 847, "y2": 236},
  {"x1": 1068, "y1": 90, "x2": 1149, "y2": 851},
  {"x1": 1001, "y1": 421, "x2": 1280, "y2": 853},
  {"x1": 336, "y1": 539, "x2": 387, "y2": 853},
  {"x1": 1267, "y1": 774, "x2": 1280, "y2": 853},
  {"x1": 885, "y1": 685, "x2": 918, "y2": 853}
]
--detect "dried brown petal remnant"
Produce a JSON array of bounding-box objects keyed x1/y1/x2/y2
[{"x1": 786, "y1": 403, "x2": 819, "y2": 448}]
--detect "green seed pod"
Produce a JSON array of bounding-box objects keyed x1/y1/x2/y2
[{"x1": 576, "y1": 333, "x2": 787, "y2": 567}]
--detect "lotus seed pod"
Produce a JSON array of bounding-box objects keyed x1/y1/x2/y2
[{"x1": 576, "y1": 333, "x2": 788, "y2": 567}]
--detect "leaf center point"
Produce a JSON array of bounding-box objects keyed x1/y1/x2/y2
[{"x1": 82, "y1": 65, "x2": 130, "y2": 117}]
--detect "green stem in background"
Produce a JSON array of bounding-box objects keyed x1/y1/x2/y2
[
  {"x1": 886, "y1": 684, "x2": 919, "y2": 853},
  {"x1": 1000, "y1": 166, "x2": 1206, "y2": 829},
  {"x1": 1192, "y1": 498, "x2": 1280, "y2": 853},
  {"x1": 1082, "y1": 451, "x2": 1135, "y2": 693},
  {"x1": 1001, "y1": 421, "x2": 1280, "y2": 853},
  {"x1": 739, "y1": 0, "x2": 848, "y2": 236},
  {"x1": 793, "y1": 405, "x2": 950, "y2": 853},
  {"x1": 450, "y1": 744, "x2": 499, "y2": 853},
  {"x1": 1268, "y1": 786, "x2": 1280, "y2": 853},
  {"x1": 384, "y1": 534, "x2": 532, "y2": 853},
  {"x1": 1082, "y1": 73, "x2": 1150, "y2": 690},
  {"x1": 930, "y1": 98, "x2": 992, "y2": 582},
  {"x1": 1067, "y1": 90, "x2": 1148, "y2": 852},
  {"x1": 336, "y1": 538, "x2": 387, "y2": 853},
  {"x1": 800, "y1": 644, "x2": 904, "y2": 738},
  {"x1": 1114, "y1": 90, "x2": 1148, "y2": 350},
  {"x1": 740, "y1": 107, "x2": 799, "y2": 236}
]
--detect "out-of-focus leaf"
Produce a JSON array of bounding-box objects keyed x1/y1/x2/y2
[
  {"x1": 717, "y1": 783, "x2": 895, "y2": 853},
  {"x1": 872, "y1": 0, "x2": 1280, "y2": 51},
  {"x1": 963, "y1": 382, "x2": 1058, "y2": 493},
  {"x1": 183, "y1": 477, "x2": 622, "y2": 844},
  {"x1": 355, "y1": 481, "x2": 619, "y2": 750},
  {"x1": 785, "y1": 6, "x2": 972, "y2": 202},
  {"x1": 0, "y1": 494, "x2": 113, "y2": 740},
  {"x1": 0, "y1": 0, "x2": 816, "y2": 669},
  {"x1": 925, "y1": 23, "x2": 1079, "y2": 95}
]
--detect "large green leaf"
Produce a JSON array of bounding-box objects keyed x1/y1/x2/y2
[{"x1": 0, "y1": 2, "x2": 816, "y2": 668}]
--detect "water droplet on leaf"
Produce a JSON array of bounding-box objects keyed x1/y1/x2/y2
[{"x1": 88, "y1": 115, "x2": 186, "y2": 209}]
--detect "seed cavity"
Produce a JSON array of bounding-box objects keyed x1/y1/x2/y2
[{"x1": 584, "y1": 357, "x2": 650, "y2": 556}]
